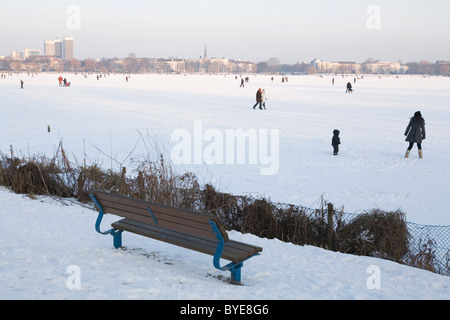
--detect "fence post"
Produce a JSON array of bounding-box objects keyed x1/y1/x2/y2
[{"x1": 327, "y1": 203, "x2": 334, "y2": 250}]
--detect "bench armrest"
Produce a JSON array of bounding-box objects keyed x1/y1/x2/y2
[
  {"x1": 209, "y1": 221, "x2": 256, "y2": 269},
  {"x1": 90, "y1": 193, "x2": 116, "y2": 236}
]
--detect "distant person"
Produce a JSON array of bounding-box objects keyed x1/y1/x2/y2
[
  {"x1": 332, "y1": 78, "x2": 335, "y2": 85},
  {"x1": 332, "y1": 129, "x2": 341, "y2": 156},
  {"x1": 253, "y1": 88, "x2": 263, "y2": 110},
  {"x1": 261, "y1": 89, "x2": 267, "y2": 110},
  {"x1": 58, "y1": 76, "x2": 63, "y2": 87},
  {"x1": 240, "y1": 78, "x2": 244, "y2": 88},
  {"x1": 63, "y1": 78, "x2": 67, "y2": 86},
  {"x1": 404, "y1": 111, "x2": 426, "y2": 158},
  {"x1": 346, "y1": 82, "x2": 353, "y2": 93},
  {"x1": 20, "y1": 80, "x2": 24, "y2": 89}
]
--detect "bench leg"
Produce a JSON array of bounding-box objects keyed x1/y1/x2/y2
[
  {"x1": 230, "y1": 262, "x2": 243, "y2": 285},
  {"x1": 112, "y1": 230, "x2": 123, "y2": 249}
]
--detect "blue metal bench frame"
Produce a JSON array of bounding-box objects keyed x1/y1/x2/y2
[{"x1": 90, "y1": 193, "x2": 260, "y2": 284}]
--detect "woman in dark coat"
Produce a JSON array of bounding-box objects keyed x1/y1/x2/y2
[
  {"x1": 253, "y1": 88, "x2": 263, "y2": 110},
  {"x1": 404, "y1": 111, "x2": 426, "y2": 158}
]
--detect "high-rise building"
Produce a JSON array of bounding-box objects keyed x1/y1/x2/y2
[
  {"x1": 63, "y1": 37, "x2": 74, "y2": 60},
  {"x1": 44, "y1": 37, "x2": 74, "y2": 60},
  {"x1": 44, "y1": 40, "x2": 55, "y2": 56},
  {"x1": 54, "y1": 38, "x2": 63, "y2": 59}
]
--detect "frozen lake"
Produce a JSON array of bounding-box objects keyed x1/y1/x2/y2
[{"x1": 2, "y1": 73, "x2": 450, "y2": 225}]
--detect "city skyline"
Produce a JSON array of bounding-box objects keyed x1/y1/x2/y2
[{"x1": 1, "y1": 1, "x2": 449, "y2": 64}]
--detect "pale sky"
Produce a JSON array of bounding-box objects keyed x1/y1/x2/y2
[{"x1": 1, "y1": 0, "x2": 449, "y2": 63}]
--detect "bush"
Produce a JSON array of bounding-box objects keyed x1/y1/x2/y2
[
  {"x1": 336, "y1": 209, "x2": 410, "y2": 262},
  {"x1": 0, "y1": 154, "x2": 73, "y2": 198}
]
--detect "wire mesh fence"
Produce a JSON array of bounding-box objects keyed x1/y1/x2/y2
[
  {"x1": 406, "y1": 222, "x2": 450, "y2": 276},
  {"x1": 338, "y1": 210, "x2": 450, "y2": 276}
]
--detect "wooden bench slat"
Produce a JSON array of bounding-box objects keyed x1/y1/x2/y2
[
  {"x1": 94, "y1": 191, "x2": 216, "y2": 222},
  {"x1": 113, "y1": 218, "x2": 256, "y2": 262},
  {"x1": 102, "y1": 205, "x2": 217, "y2": 241},
  {"x1": 92, "y1": 191, "x2": 228, "y2": 241},
  {"x1": 112, "y1": 219, "x2": 255, "y2": 263},
  {"x1": 100, "y1": 199, "x2": 215, "y2": 231}
]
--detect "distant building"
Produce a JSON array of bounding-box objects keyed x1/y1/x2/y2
[
  {"x1": 313, "y1": 59, "x2": 339, "y2": 73},
  {"x1": 362, "y1": 61, "x2": 406, "y2": 74},
  {"x1": 313, "y1": 59, "x2": 361, "y2": 74},
  {"x1": 24, "y1": 48, "x2": 41, "y2": 59},
  {"x1": 64, "y1": 37, "x2": 74, "y2": 60},
  {"x1": 161, "y1": 58, "x2": 186, "y2": 73},
  {"x1": 313, "y1": 58, "x2": 407, "y2": 74},
  {"x1": 203, "y1": 45, "x2": 208, "y2": 61},
  {"x1": 54, "y1": 38, "x2": 63, "y2": 59},
  {"x1": 43, "y1": 37, "x2": 74, "y2": 60},
  {"x1": 44, "y1": 40, "x2": 55, "y2": 56},
  {"x1": 11, "y1": 50, "x2": 23, "y2": 59},
  {"x1": 10, "y1": 49, "x2": 40, "y2": 59}
]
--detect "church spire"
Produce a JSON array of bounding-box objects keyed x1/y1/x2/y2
[{"x1": 203, "y1": 45, "x2": 208, "y2": 60}]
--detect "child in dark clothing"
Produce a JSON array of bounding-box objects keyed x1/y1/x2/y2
[{"x1": 332, "y1": 129, "x2": 341, "y2": 155}]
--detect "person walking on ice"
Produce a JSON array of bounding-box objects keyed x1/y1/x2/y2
[
  {"x1": 253, "y1": 88, "x2": 263, "y2": 110},
  {"x1": 404, "y1": 111, "x2": 426, "y2": 158}
]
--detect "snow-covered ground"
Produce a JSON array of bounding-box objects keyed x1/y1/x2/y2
[
  {"x1": 0, "y1": 188, "x2": 449, "y2": 300},
  {"x1": 1, "y1": 73, "x2": 449, "y2": 300}
]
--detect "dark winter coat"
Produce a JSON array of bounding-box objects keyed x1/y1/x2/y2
[
  {"x1": 332, "y1": 130, "x2": 340, "y2": 146},
  {"x1": 256, "y1": 89, "x2": 262, "y2": 103},
  {"x1": 405, "y1": 116, "x2": 426, "y2": 143}
]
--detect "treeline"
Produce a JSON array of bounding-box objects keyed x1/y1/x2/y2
[
  {"x1": 257, "y1": 59, "x2": 450, "y2": 76},
  {"x1": 2, "y1": 55, "x2": 449, "y2": 76},
  {"x1": 405, "y1": 61, "x2": 450, "y2": 76}
]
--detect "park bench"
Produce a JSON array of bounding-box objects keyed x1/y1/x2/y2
[{"x1": 90, "y1": 191, "x2": 262, "y2": 285}]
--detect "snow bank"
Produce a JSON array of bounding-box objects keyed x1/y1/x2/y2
[{"x1": 0, "y1": 188, "x2": 448, "y2": 300}]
